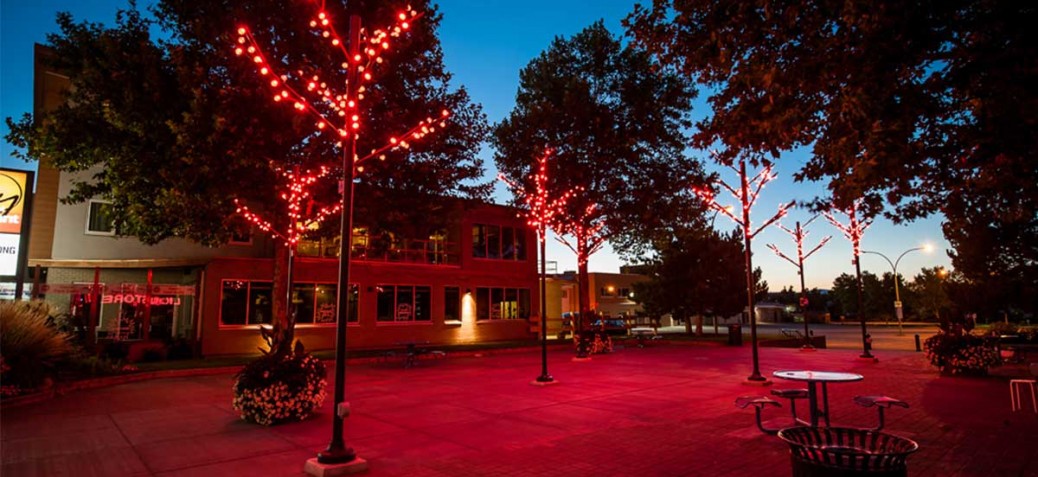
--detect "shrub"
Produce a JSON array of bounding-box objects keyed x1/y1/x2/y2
[
  {"x1": 232, "y1": 317, "x2": 326, "y2": 426},
  {"x1": 986, "y1": 322, "x2": 1019, "y2": 338},
  {"x1": 923, "y1": 332, "x2": 1000, "y2": 375},
  {"x1": 232, "y1": 350, "x2": 326, "y2": 426},
  {"x1": 0, "y1": 300, "x2": 75, "y2": 389}
]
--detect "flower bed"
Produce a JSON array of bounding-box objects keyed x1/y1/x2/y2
[
  {"x1": 232, "y1": 352, "x2": 326, "y2": 426},
  {"x1": 923, "y1": 332, "x2": 1000, "y2": 375}
]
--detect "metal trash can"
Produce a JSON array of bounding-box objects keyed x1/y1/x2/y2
[
  {"x1": 727, "y1": 324, "x2": 742, "y2": 346},
  {"x1": 777, "y1": 427, "x2": 919, "y2": 477}
]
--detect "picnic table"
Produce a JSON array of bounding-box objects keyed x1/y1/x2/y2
[{"x1": 773, "y1": 370, "x2": 863, "y2": 427}]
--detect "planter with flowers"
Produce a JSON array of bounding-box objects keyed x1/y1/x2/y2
[
  {"x1": 923, "y1": 319, "x2": 1000, "y2": 376},
  {"x1": 232, "y1": 318, "x2": 326, "y2": 425}
]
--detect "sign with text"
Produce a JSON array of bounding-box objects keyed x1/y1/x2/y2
[
  {"x1": 0, "y1": 169, "x2": 31, "y2": 277},
  {"x1": 38, "y1": 282, "x2": 196, "y2": 296}
]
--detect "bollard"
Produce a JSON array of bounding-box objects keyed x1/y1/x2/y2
[{"x1": 914, "y1": 334, "x2": 921, "y2": 352}]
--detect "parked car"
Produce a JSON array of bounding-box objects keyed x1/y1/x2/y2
[{"x1": 593, "y1": 319, "x2": 629, "y2": 336}]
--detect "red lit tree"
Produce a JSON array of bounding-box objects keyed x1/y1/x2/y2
[
  {"x1": 693, "y1": 157, "x2": 792, "y2": 382},
  {"x1": 766, "y1": 216, "x2": 831, "y2": 348},
  {"x1": 230, "y1": 5, "x2": 448, "y2": 336},
  {"x1": 499, "y1": 148, "x2": 580, "y2": 377},
  {"x1": 823, "y1": 199, "x2": 876, "y2": 359},
  {"x1": 234, "y1": 166, "x2": 341, "y2": 355}
]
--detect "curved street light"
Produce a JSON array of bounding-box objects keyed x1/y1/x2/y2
[{"x1": 862, "y1": 244, "x2": 934, "y2": 335}]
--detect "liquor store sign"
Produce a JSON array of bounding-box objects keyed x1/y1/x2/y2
[{"x1": 0, "y1": 169, "x2": 31, "y2": 278}]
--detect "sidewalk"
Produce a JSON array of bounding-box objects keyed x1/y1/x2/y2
[{"x1": 3, "y1": 343, "x2": 1036, "y2": 476}]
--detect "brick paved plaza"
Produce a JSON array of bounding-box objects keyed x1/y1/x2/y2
[{"x1": 3, "y1": 342, "x2": 1036, "y2": 476}]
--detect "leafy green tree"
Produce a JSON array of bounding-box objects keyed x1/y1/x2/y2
[
  {"x1": 632, "y1": 228, "x2": 766, "y2": 336},
  {"x1": 626, "y1": 1, "x2": 1037, "y2": 296},
  {"x1": 6, "y1": 0, "x2": 489, "y2": 243},
  {"x1": 493, "y1": 21, "x2": 706, "y2": 321},
  {"x1": 905, "y1": 267, "x2": 952, "y2": 322},
  {"x1": 5, "y1": 0, "x2": 489, "y2": 322},
  {"x1": 829, "y1": 271, "x2": 887, "y2": 321}
]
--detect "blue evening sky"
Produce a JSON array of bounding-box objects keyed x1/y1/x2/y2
[{"x1": 0, "y1": 0, "x2": 951, "y2": 290}]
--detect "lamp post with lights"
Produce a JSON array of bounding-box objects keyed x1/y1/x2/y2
[
  {"x1": 232, "y1": 6, "x2": 448, "y2": 472},
  {"x1": 823, "y1": 200, "x2": 875, "y2": 360},
  {"x1": 499, "y1": 149, "x2": 579, "y2": 382},
  {"x1": 694, "y1": 157, "x2": 793, "y2": 383},
  {"x1": 766, "y1": 216, "x2": 831, "y2": 349},
  {"x1": 862, "y1": 244, "x2": 934, "y2": 335}
]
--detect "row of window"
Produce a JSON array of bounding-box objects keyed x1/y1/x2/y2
[
  {"x1": 219, "y1": 280, "x2": 531, "y2": 326},
  {"x1": 472, "y1": 224, "x2": 527, "y2": 261},
  {"x1": 220, "y1": 281, "x2": 358, "y2": 326},
  {"x1": 87, "y1": 204, "x2": 530, "y2": 268}
]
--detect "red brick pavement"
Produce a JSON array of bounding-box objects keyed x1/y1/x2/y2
[{"x1": 2, "y1": 343, "x2": 1036, "y2": 476}]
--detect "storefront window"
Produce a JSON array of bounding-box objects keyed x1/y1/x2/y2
[
  {"x1": 376, "y1": 284, "x2": 431, "y2": 322},
  {"x1": 475, "y1": 287, "x2": 531, "y2": 321},
  {"x1": 444, "y1": 286, "x2": 460, "y2": 322},
  {"x1": 220, "y1": 280, "x2": 274, "y2": 326}
]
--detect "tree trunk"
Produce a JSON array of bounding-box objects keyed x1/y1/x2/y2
[
  {"x1": 577, "y1": 240, "x2": 591, "y2": 333},
  {"x1": 695, "y1": 314, "x2": 704, "y2": 336},
  {"x1": 682, "y1": 311, "x2": 692, "y2": 335},
  {"x1": 272, "y1": 244, "x2": 290, "y2": 327}
]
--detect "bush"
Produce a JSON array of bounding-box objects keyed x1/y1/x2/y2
[
  {"x1": 0, "y1": 300, "x2": 75, "y2": 389},
  {"x1": 986, "y1": 322, "x2": 1019, "y2": 337},
  {"x1": 923, "y1": 332, "x2": 1000, "y2": 375},
  {"x1": 232, "y1": 351, "x2": 326, "y2": 426}
]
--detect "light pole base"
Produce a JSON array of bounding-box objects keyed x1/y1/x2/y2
[
  {"x1": 571, "y1": 356, "x2": 592, "y2": 362},
  {"x1": 857, "y1": 355, "x2": 879, "y2": 363},
  {"x1": 305, "y1": 457, "x2": 368, "y2": 476},
  {"x1": 530, "y1": 376, "x2": 559, "y2": 386},
  {"x1": 742, "y1": 378, "x2": 773, "y2": 386}
]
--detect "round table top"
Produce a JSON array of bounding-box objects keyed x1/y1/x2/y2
[{"x1": 773, "y1": 370, "x2": 864, "y2": 382}]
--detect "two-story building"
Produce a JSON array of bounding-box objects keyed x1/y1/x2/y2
[{"x1": 23, "y1": 45, "x2": 540, "y2": 356}]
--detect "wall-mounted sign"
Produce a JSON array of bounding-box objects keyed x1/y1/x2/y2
[{"x1": 0, "y1": 169, "x2": 32, "y2": 278}]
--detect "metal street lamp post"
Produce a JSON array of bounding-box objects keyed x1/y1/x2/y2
[
  {"x1": 536, "y1": 227, "x2": 553, "y2": 383},
  {"x1": 694, "y1": 158, "x2": 792, "y2": 383},
  {"x1": 862, "y1": 245, "x2": 931, "y2": 336}
]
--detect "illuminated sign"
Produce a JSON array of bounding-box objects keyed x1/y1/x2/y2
[
  {"x1": 102, "y1": 294, "x2": 182, "y2": 306},
  {"x1": 0, "y1": 169, "x2": 31, "y2": 277}
]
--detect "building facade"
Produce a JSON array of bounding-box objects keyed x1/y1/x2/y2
[{"x1": 24, "y1": 45, "x2": 540, "y2": 356}]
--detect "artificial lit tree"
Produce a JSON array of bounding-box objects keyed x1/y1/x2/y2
[
  {"x1": 233, "y1": 3, "x2": 449, "y2": 471},
  {"x1": 554, "y1": 202, "x2": 609, "y2": 358},
  {"x1": 234, "y1": 165, "x2": 342, "y2": 348},
  {"x1": 766, "y1": 217, "x2": 831, "y2": 349},
  {"x1": 693, "y1": 157, "x2": 792, "y2": 382},
  {"x1": 499, "y1": 148, "x2": 580, "y2": 382},
  {"x1": 823, "y1": 199, "x2": 875, "y2": 360}
]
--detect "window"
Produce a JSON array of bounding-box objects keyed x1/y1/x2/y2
[
  {"x1": 472, "y1": 224, "x2": 527, "y2": 261},
  {"x1": 86, "y1": 200, "x2": 116, "y2": 235},
  {"x1": 444, "y1": 287, "x2": 460, "y2": 322},
  {"x1": 292, "y1": 283, "x2": 358, "y2": 324},
  {"x1": 376, "y1": 285, "x2": 431, "y2": 322},
  {"x1": 220, "y1": 280, "x2": 272, "y2": 326},
  {"x1": 475, "y1": 287, "x2": 531, "y2": 321}
]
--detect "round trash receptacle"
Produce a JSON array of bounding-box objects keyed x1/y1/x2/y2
[
  {"x1": 777, "y1": 427, "x2": 919, "y2": 477},
  {"x1": 727, "y1": 324, "x2": 742, "y2": 346}
]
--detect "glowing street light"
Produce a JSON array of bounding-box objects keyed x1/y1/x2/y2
[{"x1": 862, "y1": 243, "x2": 934, "y2": 335}]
